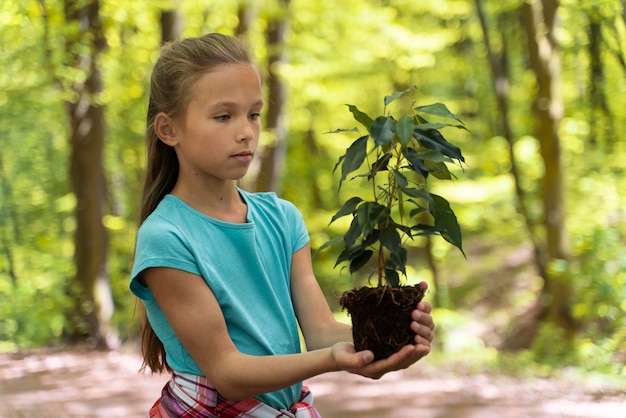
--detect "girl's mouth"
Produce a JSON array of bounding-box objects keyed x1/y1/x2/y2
[{"x1": 232, "y1": 152, "x2": 253, "y2": 162}]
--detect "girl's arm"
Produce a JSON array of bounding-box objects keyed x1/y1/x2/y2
[
  {"x1": 143, "y1": 266, "x2": 349, "y2": 400},
  {"x1": 289, "y1": 244, "x2": 353, "y2": 349}
]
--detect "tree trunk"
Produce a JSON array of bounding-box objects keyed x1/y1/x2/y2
[
  {"x1": 0, "y1": 155, "x2": 18, "y2": 285},
  {"x1": 475, "y1": 0, "x2": 548, "y2": 348},
  {"x1": 236, "y1": 0, "x2": 255, "y2": 36},
  {"x1": 587, "y1": 7, "x2": 615, "y2": 150},
  {"x1": 63, "y1": 0, "x2": 115, "y2": 349},
  {"x1": 522, "y1": 0, "x2": 577, "y2": 341},
  {"x1": 234, "y1": 1, "x2": 259, "y2": 192},
  {"x1": 475, "y1": 0, "x2": 536, "y2": 248},
  {"x1": 254, "y1": 0, "x2": 290, "y2": 193},
  {"x1": 160, "y1": 1, "x2": 183, "y2": 44}
]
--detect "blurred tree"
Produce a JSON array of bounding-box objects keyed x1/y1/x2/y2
[
  {"x1": 522, "y1": 0, "x2": 576, "y2": 341},
  {"x1": 236, "y1": 0, "x2": 255, "y2": 36},
  {"x1": 586, "y1": 6, "x2": 616, "y2": 149},
  {"x1": 254, "y1": 0, "x2": 290, "y2": 193},
  {"x1": 0, "y1": 155, "x2": 18, "y2": 285},
  {"x1": 57, "y1": 0, "x2": 116, "y2": 348},
  {"x1": 161, "y1": 0, "x2": 183, "y2": 43},
  {"x1": 474, "y1": 0, "x2": 550, "y2": 348}
]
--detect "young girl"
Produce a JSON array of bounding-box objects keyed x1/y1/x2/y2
[{"x1": 130, "y1": 32, "x2": 435, "y2": 418}]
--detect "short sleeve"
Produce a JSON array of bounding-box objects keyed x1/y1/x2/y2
[
  {"x1": 281, "y1": 199, "x2": 310, "y2": 254},
  {"x1": 130, "y1": 215, "x2": 200, "y2": 300}
]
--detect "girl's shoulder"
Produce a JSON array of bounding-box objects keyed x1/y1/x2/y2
[
  {"x1": 239, "y1": 189, "x2": 300, "y2": 215},
  {"x1": 138, "y1": 195, "x2": 188, "y2": 234}
]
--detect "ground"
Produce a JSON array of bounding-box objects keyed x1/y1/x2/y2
[{"x1": 1, "y1": 347, "x2": 625, "y2": 418}]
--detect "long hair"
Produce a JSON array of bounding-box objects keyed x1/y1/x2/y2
[{"x1": 137, "y1": 33, "x2": 255, "y2": 373}]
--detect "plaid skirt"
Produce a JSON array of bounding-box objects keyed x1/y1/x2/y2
[{"x1": 148, "y1": 371, "x2": 322, "y2": 418}]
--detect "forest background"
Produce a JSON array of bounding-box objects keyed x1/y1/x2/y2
[{"x1": 0, "y1": 0, "x2": 625, "y2": 383}]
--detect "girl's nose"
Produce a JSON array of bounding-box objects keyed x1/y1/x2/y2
[{"x1": 237, "y1": 119, "x2": 256, "y2": 142}]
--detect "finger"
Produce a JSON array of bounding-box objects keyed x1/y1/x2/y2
[
  {"x1": 359, "y1": 345, "x2": 419, "y2": 376},
  {"x1": 413, "y1": 330, "x2": 434, "y2": 347},
  {"x1": 416, "y1": 300, "x2": 432, "y2": 314},
  {"x1": 411, "y1": 321, "x2": 434, "y2": 342},
  {"x1": 334, "y1": 343, "x2": 376, "y2": 371},
  {"x1": 357, "y1": 343, "x2": 434, "y2": 379},
  {"x1": 359, "y1": 350, "x2": 375, "y2": 365},
  {"x1": 387, "y1": 345, "x2": 428, "y2": 370},
  {"x1": 412, "y1": 309, "x2": 435, "y2": 330}
]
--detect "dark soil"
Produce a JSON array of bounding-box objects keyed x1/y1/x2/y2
[
  {"x1": 340, "y1": 284, "x2": 425, "y2": 359},
  {"x1": 1, "y1": 347, "x2": 625, "y2": 418}
]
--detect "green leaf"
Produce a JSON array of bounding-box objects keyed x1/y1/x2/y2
[
  {"x1": 409, "y1": 207, "x2": 429, "y2": 217},
  {"x1": 362, "y1": 229, "x2": 381, "y2": 248},
  {"x1": 391, "y1": 169, "x2": 408, "y2": 189},
  {"x1": 350, "y1": 249, "x2": 374, "y2": 273},
  {"x1": 387, "y1": 247, "x2": 407, "y2": 274},
  {"x1": 398, "y1": 185, "x2": 406, "y2": 219},
  {"x1": 337, "y1": 135, "x2": 369, "y2": 189},
  {"x1": 315, "y1": 236, "x2": 343, "y2": 255},
  {"x1": 391, "y1": 219, "x2": 413, "y2": 237},
  {"x1": 430, "y1": 194, "x2": 465, "y2": 256},
  {"x1": 384, "y1": 268, "x2": 400, "y2": 287},
  {"x1": 334, "y1": 248, "x2": 351, "y2": 267},
  {"x1": 344, "y1": 217, "x2": 362, "y2": 250},
  {"x1": 425, "y1": 160, "x2": 452, "y2": 180},
  {"x1": 414, "y1": 129, "x2": 465, "y2": 163},
  {"x1": 326, "y1": 127, "x2": 360, "y2": 134},
  {"x1": 410, "y1": 223, "x2": 441, "y2": 236},
  {"x1": 330, "y1": 196, "x2": 363, "y2": 224},
  {"x1": 414, "y1": 102, "x2": 464, "y2": 125},
  {"x1": 396, "y1": 115, "x2": 415, "y2": 145},
  {"x1": 413, "y1": 122, "x2": 468, "y2": 131},
  {"x1": 346, "y1": 104, "x2": 374, "y2": 130},
  {"x1": 380, "y1": 224, "x2": 402, "y2": 253},
  {"x1": 384, "y1": 85, "x2": 417, "y2": 106},
  {"x1": 370, "y1": 153, "x2": 392, "y2": 177},
  {"x1": 404, "y1": 148, "x2": 456, "y2": 180},
  {"x1": 403, "y1": 149, "x2": 429, "y2": 179},
  {"x1": 410, "y1": 149, "x2": 451, "y2": 163},
  {"x1": 370, "y1": 116, "x2": 396, "y2": 147},
  {"x1": 356, "y1": 202, "x2": 390, "y2": 238},
  {"x1": 398, "y1": 186, "x2": 432, "y2": 203},
  {"x1": 332, "y1": 154, "x2": 345, "y2": 174}
]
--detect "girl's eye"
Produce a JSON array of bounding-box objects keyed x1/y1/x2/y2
[
  {"x1": 249, "y1": 113, "x2": 261, "y2": 120},
  {"x1": 215, "y1": 114, "x2": 230, "y2": 121}
]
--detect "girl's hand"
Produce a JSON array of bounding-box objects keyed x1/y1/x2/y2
[
  {"x1": 412, "y1": 299, "x2": 434, "y2": 349},
  {"x1": 331, "y1": 341, "x2": 430, "y2": 379}
]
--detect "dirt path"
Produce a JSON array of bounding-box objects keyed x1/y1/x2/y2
[{"x1": 1, "y1": 348, "x2": 624, "y2": 418}]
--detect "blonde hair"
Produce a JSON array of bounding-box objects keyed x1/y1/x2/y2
[{"x1": 138, "y1": 33, "x2": 255, "y2": 373}]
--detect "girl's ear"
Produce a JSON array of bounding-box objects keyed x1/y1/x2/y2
[{"x1": 154, "y1": 113, "x2": 179, "y2": 146}]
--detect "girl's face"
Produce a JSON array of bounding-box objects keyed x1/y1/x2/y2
[{"x1": 172, "y1": 63, "x2": 263, "y2": 185}]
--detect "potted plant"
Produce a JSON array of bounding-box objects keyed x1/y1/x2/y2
[{"x1": 320, "y1": 86, "x2": 466, "y2": 360}]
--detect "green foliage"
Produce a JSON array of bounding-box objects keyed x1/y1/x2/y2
[
  {"x1": 570, "y1": 226, "x2": 626, "y2": 367},
  {"x1": 321, "y1": 87, "x2": 466, "y2": 287},
  {"x1": 0, "y1": 0, "x2": 624, "y2": 376},
  {"x1": 572, "y1": 227, "x2": 625, "y2": 326}
]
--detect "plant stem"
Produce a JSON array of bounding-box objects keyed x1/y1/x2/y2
[
  {"x1": 377, "y1": 244, "x2": 385, "y2": 287},
  {"x1": 377, "y1": 143, "x2": 404, "y2": 287}
]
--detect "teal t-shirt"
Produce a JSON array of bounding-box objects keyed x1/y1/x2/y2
[{"x1": 130, "y1": 189, "x2": 309, "y2": 409}]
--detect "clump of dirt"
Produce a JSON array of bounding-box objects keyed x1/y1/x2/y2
[{"x1": 340, "y1": 284, "x2": 425, "y2": 359}]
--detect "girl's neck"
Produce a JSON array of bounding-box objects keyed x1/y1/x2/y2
[{"x1": 171, "y1": 182, "x2": 248, "y2": 223}]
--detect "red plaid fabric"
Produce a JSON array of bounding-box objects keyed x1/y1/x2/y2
[{"x1": 148, "y1": 372, "x2": 321, "y2": 418}]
